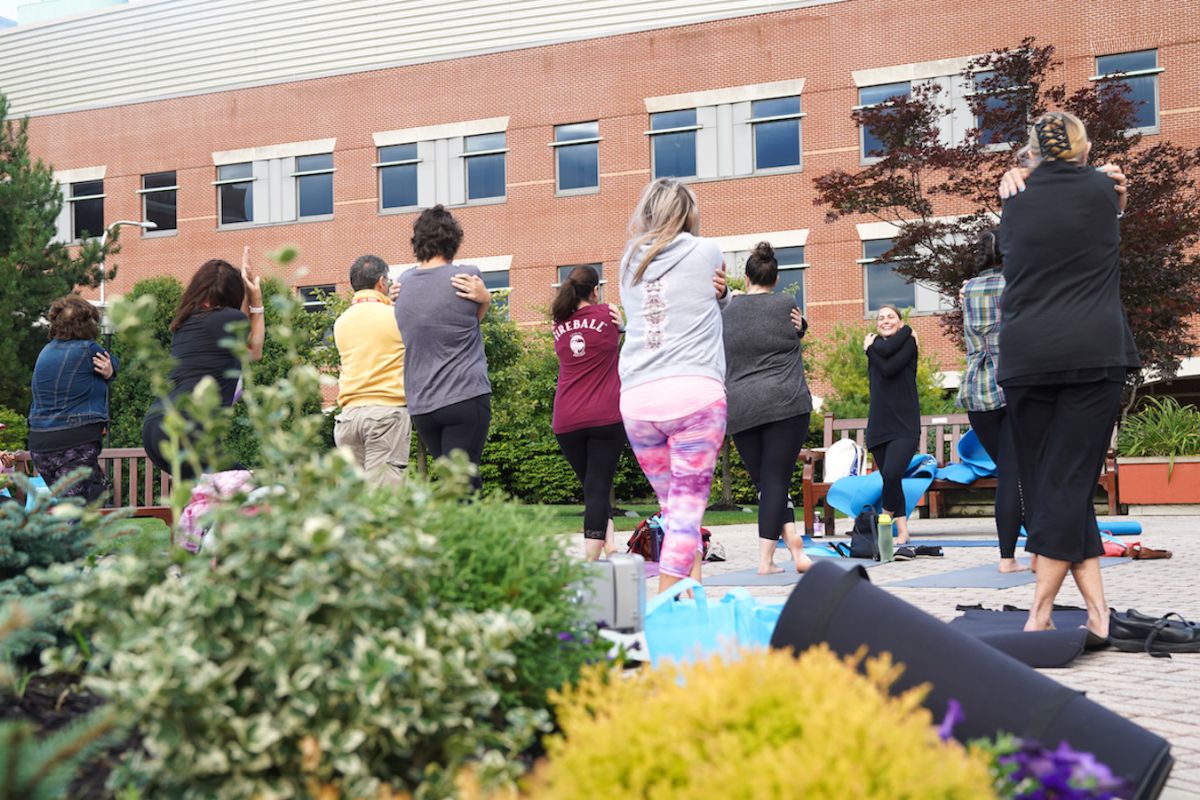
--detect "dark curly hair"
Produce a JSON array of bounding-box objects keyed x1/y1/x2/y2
[
  {"x1": 47, "y1": 294, "x2": 101, "y2": 341},
  {"x1": 411, "y1": 205, "x2": 464, "y2": 263}
]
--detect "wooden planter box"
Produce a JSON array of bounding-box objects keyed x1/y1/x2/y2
[{"x1": 1117, "y1": 456, "x2": 1200, "y2": 505}]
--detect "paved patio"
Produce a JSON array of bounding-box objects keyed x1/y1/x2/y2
[{"x1": 593, "y1": 515, "x2": 1200, "y2": 798}]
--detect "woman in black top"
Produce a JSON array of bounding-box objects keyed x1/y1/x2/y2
[
  {"x1": 997, "y1": 111, "x2": 1138, "y2": 642},
  {"x1": 142, "y1": 248, "x2": 265, "y2": 479},
  {"x1": 864, "y1": 304, "x2": 919, "y2": 545}
]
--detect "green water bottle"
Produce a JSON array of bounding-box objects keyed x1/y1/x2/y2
[{"x1": 877, "y1": 513, "x2": 894, "y2": 562}]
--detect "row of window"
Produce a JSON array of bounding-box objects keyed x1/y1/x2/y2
[
  {"x1": 296, "y1": 238, "x2": 934, "y2": 320},
  {"x1": 59, "y1": 49, "x2": 1161, "y2": 241}
]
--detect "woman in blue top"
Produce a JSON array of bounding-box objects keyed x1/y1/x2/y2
[{"x1": 27, "y1": 295, "x2": 118, "y2": 501}]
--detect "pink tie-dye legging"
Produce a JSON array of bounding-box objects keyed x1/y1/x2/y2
[{"x1": 623, "y1": 398, "x2": 727, "y2": 578}]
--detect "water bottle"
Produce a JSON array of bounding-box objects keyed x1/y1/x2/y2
[{"x1": 877, "y1": 513, "x2": 894, "y2": 562}]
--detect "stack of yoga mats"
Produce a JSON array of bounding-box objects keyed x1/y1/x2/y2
[{"x1": 771, "y1": 561, "x2": 1174, "y2": 800}]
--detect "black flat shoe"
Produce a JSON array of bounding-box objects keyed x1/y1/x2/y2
[{"x1": 1109, "y1": 610, "x2": 1200, "y2": 657}]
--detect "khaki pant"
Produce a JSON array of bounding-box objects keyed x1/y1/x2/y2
[{"x1": 334, "y1": 405, "x2": 411, "y2": 488}]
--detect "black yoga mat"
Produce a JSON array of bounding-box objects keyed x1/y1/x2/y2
[
  {"x1": 948, "y1": 605, "x2": 1089, "y2": 668},
  {"x1": 771, "y1": 561, "x2": 1174, "y2": 800}
]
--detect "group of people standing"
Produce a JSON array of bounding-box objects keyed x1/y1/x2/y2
[{"x1": 14, "y1": 109, "x2": 1136, "y2": 641}]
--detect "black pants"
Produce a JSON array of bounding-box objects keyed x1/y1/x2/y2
[
  {"x1": 142, "y1": 409, "x2": 245, "y2": 482},
  {"x1": 733, "y1": 413, "x2": 810, "y2": 541},
  {"x1": 870, "y1": 437, "x2": 918, "y2": 517},
  {"x1": 968, "y1": 408, "x2": 1023, "y2": 559},
  {"x1": 555, "y1": 422, "x2": 627, "y2": 539},
  {"x1": 1003, "y1": 381, "x2": 1122, "y2": 563},
  {"x1": 411, "y1": 394, "x2": 491, "y2": 492}
]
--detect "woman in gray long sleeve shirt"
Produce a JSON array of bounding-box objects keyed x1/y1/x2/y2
[{"x1": 722, "y1": 242, "x2": 814, "y2": 575}]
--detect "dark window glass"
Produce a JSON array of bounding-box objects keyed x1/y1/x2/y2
[
  {"x1": 973, "y1": 71, "x2": 1008, "y2": 145},
  {"x1": 142, "y1": 171, "x2": 176, "y2": 232},
  {"x1": 859, "y1": 82, "x2": 910, "y2": 159},
  {"x1": 298, "y1": 172, "x2": 333, "y2": 217},
  {"x1": 481, "y1": 270, "x2": 510, "y2": 314},
  {"x1": 142, "y1": 171, "x2": 175, "y2": 190},
  {"x1": 753, "y1": 110, "x2": 801, "y2": 171},
  {"x1": 465, "y1": 132, "x2": 506, "y2": 153},
  {"x1": 379, "y1": 143, "x2": 418, "y2": 163},
  {"x1": 1097, "y1": 51, "x2": 1158, "y2": 129},
  {"x1": 298, "y1": 284, "x2": 336, "y2": 313},
  {"x1": 752, "y1": 96, "x2": 801, "y2": 118},
  {"x1": 465, "y1": 133, "x2": 507, "y2": 200},
  {"x1": 650, "y1": 109, "x2": 697, "y2": 179},
  {"x1": 556, "y1": 121, "x2": 599, "y2": 142},
  {"x1": 557, "y1": 141, "x2": 599, "y2": 191},
  {"x1": 772, "y1": 246, "x2": 806, "y2": 310},
  {"x1": 71, "y1": 179, "x2": 103, "y2": 241},
  {"x1": 297, "y1": 153, "x2": 333, "y2": 172},
  {"x1": 864, "y1": 239, "x2": 914, "y2": 311},
  {"x1": 381, "y1": 163, "x2": 418, "y2": 209},
  {"x1": 557, "y1": 264, "x2": 600, "y2": 284},
  {"x1": 218, "y1": 163, "x2": 253, "y2": 225}
]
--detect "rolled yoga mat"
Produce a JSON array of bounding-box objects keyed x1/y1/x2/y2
[
  {"x1": 771, "y1": 561, "x2": 1174, "y2": 800},
  {"x1": 948, "y1": 606, "x2": 1089, "y2": 669},
  {"x1": 1020, "y1": 519, "x2": 1143, "y2": 537}
]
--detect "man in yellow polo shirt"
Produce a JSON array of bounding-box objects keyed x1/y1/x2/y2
[{"x1": 333, "y1": 255, "x2": 410, "y2": 488}]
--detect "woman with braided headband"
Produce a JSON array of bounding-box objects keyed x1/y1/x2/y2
[{"x1": 996, "y1": 111, "x2": 1140, "y2": 645}]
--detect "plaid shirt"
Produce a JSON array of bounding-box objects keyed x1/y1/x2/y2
[{"x1": 957, "y1": 269, "x2": 1006, "y2": 411}]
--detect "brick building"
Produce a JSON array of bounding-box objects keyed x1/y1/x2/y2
[{"x1": 2, "y1": 0, "x2": 1197, "y2": 395}]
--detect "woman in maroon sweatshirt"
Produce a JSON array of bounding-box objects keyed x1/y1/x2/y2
[{"x1": 552, "y1": 265, "x2": 626, "y2": 560}]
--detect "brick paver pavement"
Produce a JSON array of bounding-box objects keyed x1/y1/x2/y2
[{"x1": 575, "y1": 514, "x2": 1200, "y2": 798}]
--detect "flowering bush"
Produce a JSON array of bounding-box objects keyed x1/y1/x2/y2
[
  {"x1": 975, "y1": 734, "x2": 1128, "y2": 799},
  {"x1": 527, "y1": 646, "x2": 993, "y2": 799}
]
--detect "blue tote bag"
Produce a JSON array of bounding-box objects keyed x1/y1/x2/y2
[{"x1": 643, "y1": 579, "x2": 780, "y2": 666}]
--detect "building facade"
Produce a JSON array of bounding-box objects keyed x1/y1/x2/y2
[{"x1": 2, "y1": 0, "x2": 1197, "y2": 383}]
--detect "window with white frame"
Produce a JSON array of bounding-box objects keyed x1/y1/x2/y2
[
  {"x1": 857, "y1": 81, "x2": 911, "y2": 160},
  {"x1": 645, "y1": 79, "x2": 806, "y2": 181},
  {"x1": 213, "y1": 138, "x2": 336, "y2": 229},
  {"x1": 860, "y1": 237, "x2": 950, "y2": 314},
  {"x1": 68, "y1": 179, "x2": 105, "y2": 241},
  {"x1": 464, "y1": 132, "x2": 507, "y2": 201},
  {"x1": 553, "y1": 121, "x2": 600, "y2": 194},
  {"x1": 298, "y1": 284, "x2": 336, "y2": 313},
  {"x1": 711, "y1": 229, "x2": 809, "y2": 311},
  {"x1": 140, "y1": 171, "x2": 177, "y2": 233},
  {"x1": 554, "y1": 263, "x2": 605, "y2": 302},
  {"x1": 751, "y1": 96, "x2": 802, "y2": 172},
  {"x1": 373, "y1": 118, "x2": 509, "y2": 209},
  {"x1": 968, "y1": 70, "x2": 1025, "y2": 147},
  {"x1": 377, "y1": 143, "x2": 419, "y2": 211},
  {"x1": 294, "y1": 153, "x2": 334, "y2": 218},
  {"x1": 1092, "y1": 50, "x2": 1161, "y2": 132}
]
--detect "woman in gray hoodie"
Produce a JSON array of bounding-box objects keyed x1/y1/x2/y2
[{"x1": 619, "y1": 178, "x2": 729, "y2": 592}]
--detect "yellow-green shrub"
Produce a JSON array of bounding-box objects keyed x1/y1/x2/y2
[{"x1": 528, "y1": 645, "x2": 994, "y2": 800}]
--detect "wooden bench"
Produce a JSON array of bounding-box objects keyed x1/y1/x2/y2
[
  {"x1": 12, "y1": 447, "x2": 173, "y2": 524},
  {"x1": 801, "y1": 412, "x2": 1119, "y2": 536}
]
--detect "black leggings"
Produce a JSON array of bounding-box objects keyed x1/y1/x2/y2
[
  {"x1": 733, "y1": 413, "x2": 810, "y2": 541},
  {"x1": 870, "y1": 438, "x2": 918, "y2": 517},
  {"x1": 142, "y1": 408, "x2": 245, "y2": 481},
  {"x1": 411, "y1": 394, "x2": 491, "y2": 492},
  {"x1": 555, "y1": 422, "x2": 627, "y2": 539},
  {"x1": 1003, "y1": 381, "x2": 1122, "y2": 563},
  {"x1": 968, "y1": 408, "x2": 1023, "y2": 559}
]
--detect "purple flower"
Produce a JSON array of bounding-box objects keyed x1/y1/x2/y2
[
  {"x1": 557, "y1": 631, "x2": 575, "y2": 642},
  {"x1": 937, "y1": 698, "x2": 964, "y2": 741}
]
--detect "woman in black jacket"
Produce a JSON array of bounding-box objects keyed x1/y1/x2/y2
[
  {"x1": 864, "y1": 304, "x2": 920, "y2": 546},
  {"x1": 997, "y1": 111, "x2": 1138, "y2": 643}
]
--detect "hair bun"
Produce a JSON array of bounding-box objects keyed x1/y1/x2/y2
[
  {"x1": 1035, "y1": 116, "x2": 1070, "y2": 159},
  {"x1": 752, "y1": 241, "x2": 775, "y2": 262}
]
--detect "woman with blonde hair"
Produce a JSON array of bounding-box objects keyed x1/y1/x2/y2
[
  {"x1": 619, "y1": 178, "x2": 728, "y2": 591},
  {"x1": 997, "y1": 111, "x2": 1138, "y2": 643}
]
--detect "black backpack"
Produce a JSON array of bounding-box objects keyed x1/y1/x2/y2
[{"x1": 849, "y1": 505, "x2": 880, "y2": 560}]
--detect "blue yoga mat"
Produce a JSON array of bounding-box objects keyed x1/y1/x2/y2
[
  {"x1": 827, "y1": 453, "x2": 937, "y2": 518},
  {"x1": 1019, "y1": 520, "x2": 1142, "y2": 537}
]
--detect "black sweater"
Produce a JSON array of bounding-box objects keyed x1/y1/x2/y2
[
  {"x1": 866, "y1": 325, "x2": 920, "y2": 449},
  {"x1": 996, "y1": 159, "x2": 1140, "y2": 385}
]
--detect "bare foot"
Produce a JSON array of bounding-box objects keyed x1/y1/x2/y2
[
  {"x1": 793, "y1": 553, "x2": 814, "y2": 573},
  {"x1": 998, "y1": 558, "x2": 1029, "y2": 574},
  {"x1": 1024, "y1": 617, "x2": 1055, "y2": 632},
  {"x1": 757, "y1": 563, "x2": 784, "y2": 576}
]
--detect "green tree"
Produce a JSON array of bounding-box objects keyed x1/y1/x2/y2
[{"x1": 0, "y1": 90, "x2": 118, "y2": 413}]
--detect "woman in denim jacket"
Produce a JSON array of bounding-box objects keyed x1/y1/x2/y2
[{"x1": 27, "y1": 295, "x2": 118, "y2": 501}]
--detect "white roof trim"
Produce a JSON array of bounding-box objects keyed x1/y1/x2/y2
[
  {"x1": 852, "y1": 55, "x2": 982, "y2": 88},
  {"x1": 645, "y1": 78, "x2": 806, "y2": 113},
  {"x1": 53, "y1": 165, "x2": 106, "y2": 183},
  {"x1": 390, "y1": 255, "x2": 512, "y2": 278},
  {"x1": 374, "y1": 117, "x2": 509, "y2": 147},
  {"x1": 709, "y1": 228, "x2": 809, "y2": 252},
  {"x1": 213, "y1": 138, "x2": 336, "y2": 166},
  {"x1": 856, "y1": 221, "x2": 903, "y2": 240}
]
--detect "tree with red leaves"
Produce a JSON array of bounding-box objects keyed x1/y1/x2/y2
[{"x1": 814, "y1": 38, "x2": 1200, "y2": 395}]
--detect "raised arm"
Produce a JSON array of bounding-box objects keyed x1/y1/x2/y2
[
  {"x1": 451, "y1": 272, "x2": 492, "y2": 321},
  {"x1": 241, "y1": 246, "x2": 265, "y2": 363},
  {"x1": 867, "y1": 335, "x2": 917, "y2": 377},
  {"x1": 869, "y1": 324, "x2": 913, "y2": 357}
]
